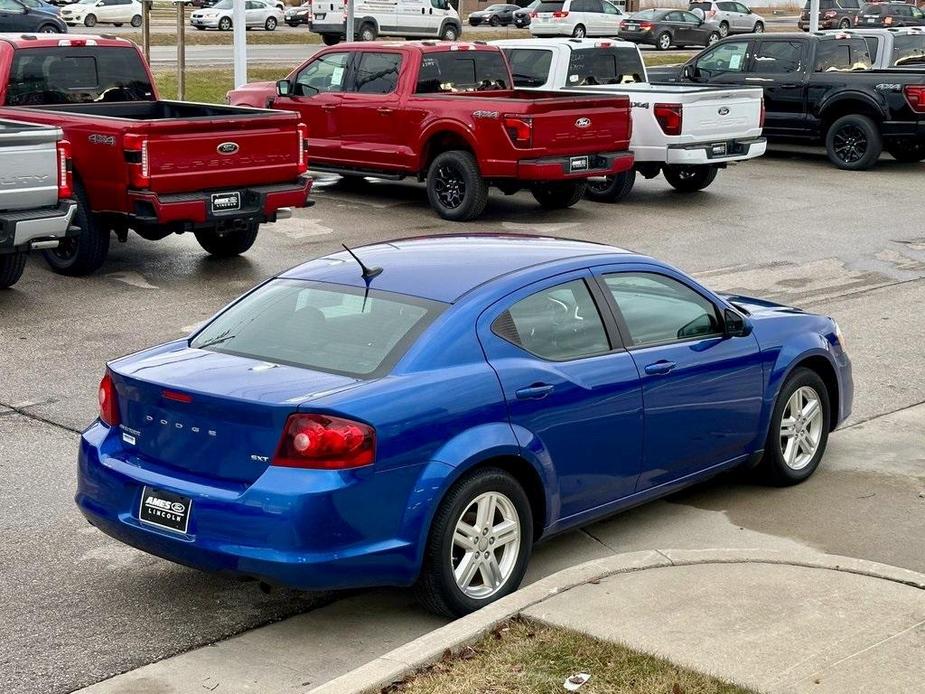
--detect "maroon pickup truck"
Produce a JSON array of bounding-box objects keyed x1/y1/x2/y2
[
  {"x1": 0, "y1": 35, "x2": 312, "y2": 276},
  {"x1": 229, "y1": 42, "x2": 633, "y2": 221}
]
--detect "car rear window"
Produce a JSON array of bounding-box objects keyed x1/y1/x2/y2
[
  {"x1": 536, "y1": 1, "x2": 564, "y2": 10},
  {"x1": 190, "y1": 279, "x2": 445, "y2": 378},
  {"x1": 689, "y1": 2, "x2": 712, "y2": 10},
  {"x1": 804, "y1": 0, "x2": 836, "y2": 8},
  {"x1": 892, "y1": 34, "x2": 925, "y2": 66},
  {"x1": 862, "y1": 5, "x2": 884, "y2": 14},
  {"x1": 631, "y1": 9, "x2": 659, "y2": 19},
  {"x1": 416, "y1": 50, "x2": 510, "y2": 93},
  {"x1": 6, "y1": 46, "x2": 154, "y2": 106},
  {"x1": 567, "y1": 46, "x2": 646, "y2": 85}
]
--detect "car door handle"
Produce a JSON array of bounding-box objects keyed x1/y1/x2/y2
[
  {"x1": 377, "y1": 107, "x2": 394, "y2": 115},
  {"x1": 644, "y1": 360, "x2": 676, "y2": 376},
  {"x1": 745, "y1": 77, "x2": 773, "y2": 83},
  {"x1": 779, "y1": 83, "x2": 800, "y2": 89},
  {"x1": 515, "y1": 384, "x2": 555, "y2": 400}
]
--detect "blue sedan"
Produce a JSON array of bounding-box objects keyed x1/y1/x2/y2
[{"x1": 76, "y1": 236, "x2": 852, "y2": 616}]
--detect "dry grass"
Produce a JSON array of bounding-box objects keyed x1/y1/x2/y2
[
  {"x1": 385, "y1": 617, "x2": 755, "y2": 694},
  {"x1": 154, "y1": 66, "x2": 289, "y2": 102}
]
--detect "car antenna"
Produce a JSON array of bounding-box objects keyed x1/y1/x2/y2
[{"x1": 342, "y1": 244, "x2": 383, "y2": 280}]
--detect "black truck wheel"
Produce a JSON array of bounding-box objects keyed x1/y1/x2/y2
[
  {"x1": 530, "y1": 180, "x2": 587, "y2": 209},
  {"x1": 0, "y1": 252, "x2": 27, "y2": 289},
  {"x1": 43, "y1": 181, "x2": 109, "y2": 277},
  {"x1": 825, "y1": 114, "x2": 882, "y2": 170},
  {"x1": 662, "y1": 164, "x2": 718, "y2": 192},
  {"x1": 887, "y1": 142, "x2": 925, "y2": 163},
  {"x1": 426, "y1": 150, "x2": 489, "y2": 221},
  {"x1": 321, "y1": 33, "x2": 341, "y2": 45},
  {"x1": 195, "y1": 223, "x2": 259, "y2": 257},
  {"x1": 584, "y1": 169, "x2": 636, "y2": 203}
]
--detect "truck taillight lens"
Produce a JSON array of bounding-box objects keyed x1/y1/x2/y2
[
  {"x1": 552, "y1": 10, "x2": 568, "y2": 17},
  {"x1": 123, "y1": 133, "x2": 150, "y2": 189},
  {"x1": 654, "y1": 103, "x2": 683, "y2": 136},
  {"x1": 99, "y1": 371, "x2": 120, "y2": 428},
  {"x1": 297, "y1": 122, "x2": 309, "y2": 174},
  {"x1": 905, "y1": 85, "x2": 925, "y2": 113},
  {"x1": 503, "y1": 115, "x2": 533, "y2": 148},
  {"x1": 273, "y1": 413, "x2": 375, "y2": 470},
  {"x1": 56, "y1": 139, "x2": 73, "y2": 200},
  {"x1": 760, "y1": 99, "x2": 766, "y2": 129}
]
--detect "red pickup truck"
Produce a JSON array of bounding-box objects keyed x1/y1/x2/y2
[
  {"x1": 228, "y1": 42, "x2": 633, "y2": 221},
  {"x1": 0, "y1": 35, "x2": 312, "y2": 276}
]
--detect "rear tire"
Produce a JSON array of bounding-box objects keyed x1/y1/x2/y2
[
  {"x1": 43, "y1": 180, "x2": 109, "y2": 277},
  {"x1": 439, "y1": 23, "x2": 458, "y2": 41},
  {"x1": 359, "y1": 21, "x2": 377, "y2": 41},
  {"x1": 707, "y1": 31, "x2": 721, "y2": 45},
  {"x1": 719, "y1": 20, "x2": 729, "y2": 37},
  {"x1": 663, "y1": 164, "x2": 718, "y2": 192},
  {"x1": 219, "y1": 16, "x2": 232, "y2": 31},
  {"x1": 490, "y1": 15, "x2": 501, "y2": 26},
  {"x1": 887, "y1": 142, "x2": 925, "y2": 163},
  {"x1": 321, "y1": 33, "x2": 341, "y2": 45},
  {"x1": 531, "y1": 180, "x2": 587, "y2": 209},
  {"x1": 265, "y1": 16, "x2": 277, "y2": 31},
  {"x1": 572, "y1": 24, "x2": 586, "y2": 38},
  {"x1": 426, "y1": 150, "x2": 489, "y2": 222},
  {"x1": 656, "y1": 31, "x2": 671, "y2": 50},
  {"x1": 838, "y1": 18, "x2": 851, "y2": 29},
  {"x1": 753, "y1": 21, "x2": 764, "y2": 33},
  {"x1": 825, "y1": 114, "x2": 882, "y2": 171},
  {"x1": 0, "y1": 252, "x2": 27, "y2": 289},
  {"x1": 131, "y1": 14, "x2": 142, "y2": 27},
  {"x1": 584, "y1": 169, "x2": 636, "y2": 203},
  {"x1": 414, "y1": 468, "x2": 533, "y2": 617},
  {"x1": 194, "y1": 223, "x2": 259, "y2": 257},
  {"x1": 84, "y1": 13, "x2": 97, "y2": 27}
]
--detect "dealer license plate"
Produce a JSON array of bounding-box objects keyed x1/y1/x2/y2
[
  {"x1": 138, "y1": 486, "x2": 192, "y2": 534},
  {"x1": 569, "y1": 156, "x2": 589, "y2": 172},
  {"x1": 710, "y1": 142, "x2": 728, "y2": 157},
  {"x1": 211, "y1": 192, "x2": 241, "y2": 214}
]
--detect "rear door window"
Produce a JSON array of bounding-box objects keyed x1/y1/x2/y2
[
  {"x1": 751, "y1": 40, "x2": 804, "y2": 74},
  {"x1": 891, "y1": 34, "x2": 925, "y2": 67},
  {"x1": 353, "y1": 52, "x2": 402, "y2": 94}
]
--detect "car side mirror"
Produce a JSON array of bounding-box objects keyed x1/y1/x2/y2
[
  {"x1": 276, "y1": 80, "x2": 291, "y2": 97},
  {"x1": 723, "y1": 308, "x2": 751, "y2": 338}
]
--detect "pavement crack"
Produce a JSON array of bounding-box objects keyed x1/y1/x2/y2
[
  {"x1": 842, "y1": 397, "x2": 925, "y2": 430},
  {"x1": 579, "y1": 527, "x2": 617, "y2": 553},
  {"x1": 0, "y1": 400, "x2": 82, "y2": 435}
]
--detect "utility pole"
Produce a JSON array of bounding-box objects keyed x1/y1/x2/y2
[
  {"x1": 233, "y1": 0, "x2": 248, "y2": 87},
  {"x1": 141, "y1": 0, "x2": 151, "y2": 64},
  {"x1": 174, "y1": 1, "x2": 190, "y2": 100},
  {"x1": 346, "y1": 0, "x2": 355, "y2": 42},
  {"x1": 809, "y1": 0, "x2": 820, "y2": 32}
]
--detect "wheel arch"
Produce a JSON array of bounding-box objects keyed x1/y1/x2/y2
[
  {"x1": 818, "y1": 95, "x2": 887, "y2": 132},
  {"x1": 764, "y1": 346, "x2": 842, "y2": 444},
  {"x1": 439, "y1": 17, "x2": 462, "y2": 37},
  {"x1": 418, "y1": 124, "x2": 478, "y2": 175}
]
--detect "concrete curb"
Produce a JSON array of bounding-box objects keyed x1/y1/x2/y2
[{"x1": 310, "y1": 548, "x2": 925, "y2": 694}]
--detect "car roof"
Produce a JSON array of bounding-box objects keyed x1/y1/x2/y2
[
  {"x1": 491, "y1": 37, "x2": 639, "y2": 50},
  {"x1": 324, "y1": 40, "x2": 503, "y2": 54},
  {"x1": 281, "y1": 235, "x2": 631, "y2": 303},
  {"x1": 0, "y1": 33, "x2": 134, "y2": 49}
]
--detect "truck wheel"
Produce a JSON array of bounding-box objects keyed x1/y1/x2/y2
[
  {"x1": 194, "y1": 223, "x2": 259, "y2": 257},
  {"x1": 43, "y1": 181, "x2": 110, "y2": 277},
  {"x1": 426, "y1": 151, "x2": 489, "y2": 222},
  {"x1": 584, "y1": 169, "x2": 636, "y2": 203},
  {"x1": 663, "y1": 164, "x2": 718, "y2": 192},
  {"x1": 572, "y1": 24, "x2": 586, "y2": 38},
  {"x1": 321, "y1": 33, "x2": 341, "y2": 45},
  {"x1": 0, "y1": 252, "x2": 27, "y2": 289},
  {"x1": 531, "y1": 180, "x2": 587, "y2": 209},
  {"x1": 887, "y1": 143, "x2": 925, "y2": 163},
  {"x1": 414, "y1": 468, "x2": 533, "y2": 617},
  {"x1": 84, "y1": 13, "x2": 97, "y2": 27},
  {"x1": 440, "y1": 23, "x2": 458, "y2": 41},
  {"x1": 656, "y1": 31, "x2": 671, "y2": 50},
  {"x1": 825, "y1": 114, "x2": 882, "y2": 171},
  {"x1": 131, "y1": 14, "x2": 142, "y2": 27},
  {"x1": 219, "y1": 16, "x2": 232, "y2": 31},
  {"x1": 359, "y1": 22, "x2": 377, "y2": 41}
]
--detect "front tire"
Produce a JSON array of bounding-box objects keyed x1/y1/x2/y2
[
  {"x1": 584, "y1": 169, "x2": 636, "y2": 203},
  {"x1": 753, "y1": 21, "x2": 764, "y2": 33},
  {"x1": 531, "y1": 180, "x2": 587, "y2": 209},
  {"x1": 194, "y1": 223, "x2": 259, "y2": 257},
  {"x1": 490, "y1": 15, "x2": 501, "y2": 26},
  {"x1": 38, "y1": 23, "x2": 59, "y2": 33},
  {"x1": 131, "y1": 14, "x2": 142, "y2": 27},
  {"x1": 825, "y1": 114, "x2": 882, "y2": 170},
  {"x1": 218, "y1": 16, "x2": 232, "y2": 31},
  {"x1": 663, "y1": 164, "x2": 718, "y2": 192},
  {"x1": 719, "y1": 20, "x2": 729, "y2": 37},
  {"x1": 439, "y1": 23, "x2": 458, "y2": 40},
  {"x1": 415, "y1": 468, "x2": 533, "y2": 617},
  {"x1": 43, "y1": 180, "x2": 109, "y2": 277},
  {"x1": 756, "y1": 368, "x2": 830, "y2": 486},
  {"x1": 84, "y1": 13, "x2": 97, "y2": 27},
  {"x1": 321, "y1": 33, "x2": 341, "y2": 45},
  {"x1": 426, "y1": 150, "x2": 489, "y2": 221},
  {"x1": 656, "y1": 31, "x2": 672, "y2": 50},
  {"x1": 838, "y1": 18, "x2": 851, "y2": 29},
  {"x1": 0, "y1": 252, "x2": 27, "y2": 289},
  {"x1": 359, "y1": 21, "x2": 377, "y2": 41},
  {"x1": 572, "y1": 24, "x2": 586, "y2": 38}
]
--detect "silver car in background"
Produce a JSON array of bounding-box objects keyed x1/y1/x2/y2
[
  {"x1": 190, "y1": 0, "x2": 283, "y2": 31},
  {"x1": 689, "y1": 1, "x2": 765, "y2": 36}
]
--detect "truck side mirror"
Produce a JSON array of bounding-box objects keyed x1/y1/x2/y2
[{"x1": 276, "y1": 80, "x2": 291, "y2": 97}]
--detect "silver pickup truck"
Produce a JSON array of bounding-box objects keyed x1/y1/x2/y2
[{"x1": 0, "y1": 120, "x2": 77, "y2": 289}]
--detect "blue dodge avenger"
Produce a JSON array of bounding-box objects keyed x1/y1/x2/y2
[{"x1": 76, "y1": 235, "x2": 852, "y2": 616}]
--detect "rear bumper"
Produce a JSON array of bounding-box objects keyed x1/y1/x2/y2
[
  {"x1": 515, "y1": 151, "x2": 635, "y2": 181},
  {"x1": 127, "y1": 176, "x2": 313, "y2": 229},
  {"x1": 0, "y1": 200, "x2": 77, "y2": 254},
  {"x1": 618, "y1": 30, "x2": 655, "y2": 45},
  {"x1": 880, "y1": 121, "x2": 925, "y2": 139},
  {"x1": 664, "y1": 137, "x2": 767, "y2": 165},
  {"x1": 530, "y1": 24, "x2": 573, "y2": 36},
  {"x1": 75, "y1": 423, "x2": 423, "y2": 591}
]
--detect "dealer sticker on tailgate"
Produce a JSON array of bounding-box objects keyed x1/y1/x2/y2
[{"x1": 211, "y1": 192, "x2": 241, "y2": 214}]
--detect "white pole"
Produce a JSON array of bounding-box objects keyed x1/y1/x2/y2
[
  {"x1": 809, "y1": 0, "x2": 820, "y2": 33},
  {"x1": 346, "y1": 0, "x2": 355, "y2": 42},
  {"x1": 233, "y1": 0, "x2": 248, "y2": 88}
]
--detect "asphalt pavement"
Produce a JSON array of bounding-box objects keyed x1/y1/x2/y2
[{"x1": 2, "y1": 150, "x2": 924, "y2": 693}]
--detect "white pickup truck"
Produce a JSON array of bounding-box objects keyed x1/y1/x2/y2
[{"x1": 492, "y1": 38, "x2": 767, "y2": 202}]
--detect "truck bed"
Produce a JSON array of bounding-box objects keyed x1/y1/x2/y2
[{"x1": 16, "y1": 100, "x2": 286, "y2": 121}]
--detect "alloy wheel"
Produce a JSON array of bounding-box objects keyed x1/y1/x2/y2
[
  {"x1": 450, "y1": 492, "x2": 521, "y2": 599},
  {"x1": 832, "y1": 124, "x2": 868, "y2": 164},
  {"x1": 433, "y1": 164, "x2": 466, "y2": 209},
  {"x1": 779, "y1": 386, "x2": 824, "y2": 470}
]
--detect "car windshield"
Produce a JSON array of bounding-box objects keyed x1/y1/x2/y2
[
  {"x1": 190, "y1": 279, "x2": 446, "y2": 378},
  {"x1": 487, "y1": 4, "x2": 507, "y2": 9},
  {"x1": 77, "y1": 0, "x2": 97, "y2": 4},
  {"x1": 892, "y1": 34, "x2": 925, "y2": 66}
]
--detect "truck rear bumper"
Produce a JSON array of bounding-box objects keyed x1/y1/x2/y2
[
  {"x1": 664, "y1": 137, "x2": 767, "y2": 165},
  {"x1": 881, "y1": 121, "x2": 925, "y2": 139},
  {"x1": 127, "y1": 176, "x2": 313, "y2": 229},
  {"x1": 0, "y1": 200, "x2": 78, "y2": 254},
  {"x1": 514, "y1": 151, "x2": 635, "y2": 181}
]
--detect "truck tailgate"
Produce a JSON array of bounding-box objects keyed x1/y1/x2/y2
[
  {"x1": 519, "y1": 93, "x2": 632, "y2": 153},
  {"x1": 0, "y1": 120, "x2": 61, "y2": 211}
]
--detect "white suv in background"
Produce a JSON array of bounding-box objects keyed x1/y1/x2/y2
[
  {"x1": 60, "y1": 0, "x2": 142, "y2": 28},
  {"x1": 530, "y1": 0, "x2": 624, "y2": 38},
  {"x1": 688, "y1": 1, "x2": 764, "y2": 37}
]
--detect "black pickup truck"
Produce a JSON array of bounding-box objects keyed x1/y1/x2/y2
[{"x1": 650, "y1": 32, "x2": 925, "y2": 169}]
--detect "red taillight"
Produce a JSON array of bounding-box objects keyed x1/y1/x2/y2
[
  {"x1": 123, "y1": 133, "x2": 150, "y2": 189},
  {"x1": 297, "y1": 122, "x2": 308, "y2": 174},
  {"x1": 639, "y1": 21, "x2": 654, "y2": 30},
  {"x1": 654, "y1": 103, "x2": 683, "y2": 136},
  {"x1": 552, "y1": 10, "x2": 568, "y2": 17},
  {"x1": 619, "y1": 19, "x2": 627, "y2": 28},
  {"x1": 823, "y1": 9, "x2": 837, "y2": 18},
  {"x1": 759, "y1": 99, "x2": 766, "y2": 129},
  {"x1": 99, "y1": 372, "x2": 120, "y2": 428},
  {"x1": 503, "y1": 115, "x2": 533, "y2": 148},
  {"x1": 529, "y1": 10, "x2": 537, "y2": 16},
  {"x1": 273, "y1": 413, "x2": 375, "y2": 470},
  {"x1": 56, "y1": 139, "x2": 73, "y2": 200},
  {"x1": 904, "y1": 85, "x2": 925, "y2": 113}
]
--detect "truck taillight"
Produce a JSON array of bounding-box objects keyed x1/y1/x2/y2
[
  {"x1": 503, "y1": 115, "x2": 533, "y2": 148},
  {"x1": 273, "y1": 413, "x2": 375, "y2": 470},
  {"x1": 297, "y1": 122, "x2": 309, "y2": 173},
  {"x1": 654, "y1": 103, "x2": 682, "y2": 136},
  {"x1": 904, "y1": 85, "x2": 925, "y2": 113},
  {"x1": 98, "y1": 371, "x2": 120, "y2": 428},
  {"x1": 123, "y1": 134, "x2": 150, "y2": 189},
  {"x1": 56, "y1": 139, "x2": 73, "y2": 200},
  {"x1": 760, "y1": 99, "x2": 766, "y2": 129}
]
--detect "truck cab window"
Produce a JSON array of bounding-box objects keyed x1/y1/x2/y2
[
  {"x1": 567, "y1": 47, "x2": 645, "y2": 85},
  {"x1": 353, "y1": 52, "x2": 402, "y2": 94},
  {"x1": 694, "y1": 41, "x2": 749, "y2": 76},
  {"x1": 814, "y1": 41, "x2": 869, "y2": 72},
  {"x1": 751, "y1": 41, "x2": 803, "y2": 75},
  {"x1": 295, "y1": 52, "x2": 350, "y2": 96}
]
